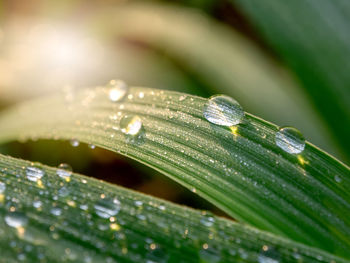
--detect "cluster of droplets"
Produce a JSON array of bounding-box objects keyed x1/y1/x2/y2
[
  {"x1": 106, "y1": 80, "x2": 144, "y2": 141},
  {"x1": 3, "y1": 158, "x2": 332, "y2": 263},
  {"x1": 203, "y1": 94, "x2": 306, "y2": 154}
]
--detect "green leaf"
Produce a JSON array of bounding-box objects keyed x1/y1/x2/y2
[
  {"x1": 0, "y1": 87, "x2": 349, "y2": 258},
  {"x1": 0, "y1": 154, "x2": 347, "y2": 262},
  {"x1": 233, "y1": 0, "x2": 350, "y2": 161}
]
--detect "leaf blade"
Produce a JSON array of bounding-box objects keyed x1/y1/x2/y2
[
  {"x1": 0, "y1": 153, "x2": 348, "y2": 263},
  {"x1": 0, "y1": 87, "x2": 349, "y2": 257}
]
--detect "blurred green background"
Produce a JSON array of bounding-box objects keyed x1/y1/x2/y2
[{"x1": 0, "y1": 0, "x2": 349, "y2": 215}]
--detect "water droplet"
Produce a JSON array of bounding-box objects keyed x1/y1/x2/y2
[
  {"x1": 203, "y1": 95, "x2": 244, "y2": 126},
  {"x1": 120, "y1": 115, "x2": 143, "y2": 136},
  {"x1": 275, "y1": 127, "x2": 305, "y2": 154},
  {"x1": 335, "y1": 175, "x2": 342, "y2": 183},
  {"x1": 56, "y1": 163, "x2": 73, "y2": 180},
  {"x1": 33, "y1": 200, "x2": 42, "y2": 209},
  {"x1": 134, "y1": 200, "x2": 143, "y2": 207},
  {"x1": 179, "y1": 95, "x2": 187, "y2": 101},
  {"x1": 50, "y1": 207, "x2": 62, "y2": 216},
  {"x1": 70, "y1": 139, "x2": 80, "y2": 147},
  {"x1": 0, "y1": 181, "x2": 6, "y2": 193},
  {"x1": 94, "y1": 198, "x2": 121, "y2": 219},
  {"x1": 200, "y1": 214, "x2": 215, "y2": 227},
  {"x1": 108, "y1": 80, "x2": 128, "y2": 102},
  {"x1": 88, "y1": 144, "x2": 96, "y2": 149},
  {"x1": 80, "y1": 204, "x2": 88, "y2": 211},
  {"x1": 26, "y1": 166, "x2": 45, "y2": 182},
  {"x1": 258, "y1": 246, "x2": 280, "y2": 263},
  {"x1": 5, "y1": 211, "x2": 28, "y2": 228}
]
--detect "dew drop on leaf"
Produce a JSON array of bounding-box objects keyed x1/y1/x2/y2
[
  {"x1": 94, "y1": 198, "x2": 121, "y2": 219},
  {"x1": 203, "y1": 95, "x2": 244, "y2": 126},
  {"x1": 199, "y1": 245, "x2": 221, "y2": 263},
  {"x1": 88, "y1": 144, "x2": 96, "y2": 149},
  {"x1": 0, "y1": 181, "x2": 5, "y2": 193},
  {"x1": 108, "y1": 80, "x2": 128, "y2": 102},
  {"x1": 33, "y1": 200, "x2": 42, "y2": 209},
  {"x1": 56, "y1": 163, "x2": 73, "y2": 180},
  {"x1": 134, "y1": 200, "x2": 143, "y2": 207},
  {"x1": 26, "y1": 166, "x2": 45, "y2": 182},
  {"x1": 275, "y1": 127, "x2": 305, "y2": 154},
  {"x1": 50, "y1": 207, "x2": 62, "y2": 216},
  {"x1": 70, "y1": 139, "x2": 80, "y2": 147},
  {"x1": 200, "y1": 214, "x2": 215, "y2": 227},
  {"x1": 334, "y1": 175, "x2": 342, "y2": 183},
  {"x1": 120, "y1": 115, "x2": 143, "y2": 136},
  {"x1": 258, "y1": 246, "x2": 280, "y2": 263},
  {"x1": 5, "y1": 211, "x2": 28, "y2": 228}
]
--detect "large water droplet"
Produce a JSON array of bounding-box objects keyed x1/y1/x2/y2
[
  {"x1": 275, "y1": 127, "x2": 305, "y2": 154},
  {"x1": 94, "y1": 198, "x2": 121, "y2": 219},
  {"x1": 108, "y1": 80, "x2": 128, "y2": 102},
  {"x1": 56, "y1": 163, "x2": 73, "y2": 180},
  {"x1": 120, "y1": 115, "x2": 143, "y2": 136},
  {"x1": 203, "y1": 95, "x2": 244, "y2": 126},
  {"x1": 5, "y1": 211, "x2": 28, "y2": 228},
  {"x1": 26, "y1": 166, "x2": 45, "y2": 182}
]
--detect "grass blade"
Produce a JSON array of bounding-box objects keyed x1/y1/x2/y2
[
  {"x1": 0, "y1": 153, "x2": 348, "y2": 262},
  {"x1": 0, "y1": 87, "x2": 349, "y2": 257}
]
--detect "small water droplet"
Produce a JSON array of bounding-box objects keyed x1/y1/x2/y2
[
  {"x1": 70, "y1": 139, "x2": 80, "y2": 147},
  {"x1": 335, "y1": 175, "x2": 342, "y2": 183},
  {"x1": 138, "y1": 92, "x2": 145, "y2": 99},
  {"x1": 179, "y1": 95, "x2": 187, "y2": 101},
  {"x1": 80, "y1": 204, "x2": 88, "y2": 211},
  {"x1": 120, "y1": 115, "x2": 143, "y2": 136},
  {"x1": 26, "y1": 166, "x2": 44, "y2": 182},
  {"x1": 134, "y1": 200, "x2": 143, "y2": 207},
  {"x1": 275, "y1": 127, "x2": 305, "y2": 154},
  {"x1": 33, "y1": 200, "x2": 42, "y2": 209},
  {"x1": 0, "y1": 181, "x2": 6, "y2": 193},
  {"x1": 88, "y1": 144, "x2": 96, "y2": 149},
  {"x1": 56, "y1": 163, "x2": 73, "y2": 180},
  {"x1": 94, "y1": 198, "x2": 121, "y2": 219},
  {"x1": 137, "y1": 214, "x2": 146, "y2": 221},
  {"x1": 258, "y1": 246, "x2": 280, "y2": 263},
  {"x1": 50, "y1": 207, "x2": 62, "y2": 216},
  {"x1": 203, "y1": 95, "x2": 244, "y2": 126},
  {"x1": 5, "y1": 211, "x2": 28, "y2": 228},
  {"x1": 200, "y1": 214, "x2": 215, "y2": 227},
  {"x1": 108, "y1": 80, "x2": 128, "y2": 102}
]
